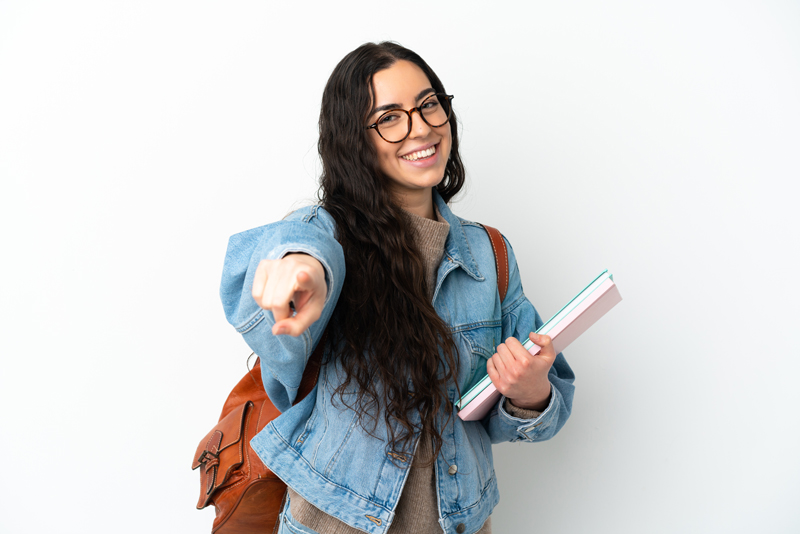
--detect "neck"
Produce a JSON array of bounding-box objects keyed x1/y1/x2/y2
[{"x1": 395, "y1": 188, "x2": 435, "y2": 220}]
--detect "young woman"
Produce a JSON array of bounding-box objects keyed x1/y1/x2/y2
[{"x1": 220, "y1": 42, "x2": 575, "y2": 534}]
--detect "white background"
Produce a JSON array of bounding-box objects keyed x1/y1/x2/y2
[{"x1": 1, "y1": 1, "x2": 799, "y2": 533}]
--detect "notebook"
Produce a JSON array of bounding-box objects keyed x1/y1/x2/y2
[{"x1": 456, "y1": 270, "x2": 622, "y2": 421}]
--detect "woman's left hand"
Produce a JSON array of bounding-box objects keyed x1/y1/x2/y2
[{"x1": 487, "y1": 332, "x2": 556, "y2": 412}]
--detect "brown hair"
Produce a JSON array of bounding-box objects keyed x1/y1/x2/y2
[{"x1": 317, "y1": 42, "x2": 466, "y2": 463}]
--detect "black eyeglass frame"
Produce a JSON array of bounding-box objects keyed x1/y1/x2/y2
[{"x1": 365, "y1": 93, "x2": 455, "y2": 144}]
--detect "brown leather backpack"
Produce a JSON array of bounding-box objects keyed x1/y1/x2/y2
[
  {"x1": 192, "y1": 346, "x2": 323, "y2": 534},
  {"x1": 192, "y1": 224, "x2": 508, "y2": 533}
]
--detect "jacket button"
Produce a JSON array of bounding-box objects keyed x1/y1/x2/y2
[
  {"x1": 448, "y1": 464, "x2": 458, "y2": 475},
  {"x1": 456, "y1": 524, "x2": 466, "y2": 533}
]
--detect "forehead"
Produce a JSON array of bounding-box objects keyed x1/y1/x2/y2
[{"x1": 371, "y1": 60, "x2": 433, "y2": 105}]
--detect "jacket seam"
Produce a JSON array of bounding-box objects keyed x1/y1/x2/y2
[
  {"x1": 301, "y1": 205, "x2": 320, "y2": 223},
  {"x1": 458, "y1": 218, "x2": 482, "y2": 228},
  {"x1": 235, "y1": 309, "x2": 265, "y2": 334},
  {"x1": 449, "y1": 319, "x2": 502, "y2": 333},
  {"x1": 324, "y1": 410, "x2": 360, "y2": 478},
  {"x1": 502, "y1": 293, "x2": 526, "y2": 316},
  {"x1": 311, "y1": 381, "x2": 329, "y2": 465}
]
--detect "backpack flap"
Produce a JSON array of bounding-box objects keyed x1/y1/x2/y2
[{"x1": 192, "y1": 400, "x2": 253, "y2": 509}]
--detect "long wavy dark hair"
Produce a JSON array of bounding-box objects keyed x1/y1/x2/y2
[{"x1": 317, "y1": 42, "x2": 466, "y2": 463}]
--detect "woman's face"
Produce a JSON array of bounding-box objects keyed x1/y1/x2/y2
[{"x1": 368, "y1": 60, "x2": 452, "y2": 209}]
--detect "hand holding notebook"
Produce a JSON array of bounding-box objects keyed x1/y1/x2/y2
[{"x1": 486, "y1": 331, "x2": 557, "y2": 412}]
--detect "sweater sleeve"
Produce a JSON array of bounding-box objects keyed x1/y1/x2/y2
[
  {"x1": 480, "y1": 236, "x2": 576, "y2": 444},
  {"x1": 219, "y1": 206, "x2": 345, "y2": 412}
]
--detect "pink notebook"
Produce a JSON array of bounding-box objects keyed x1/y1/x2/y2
[{"x1": 457, "y1": 271, "x2": 622, "y2": 421}]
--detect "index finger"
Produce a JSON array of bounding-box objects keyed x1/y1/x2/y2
[
  {"x1": 272, "y1": 295, "x2": 324, "y2": 337},
  {"x1": 502, "y1": 336, "x2": 535, "y2": 363},
  {"x1": 504, "y1": 336, "x2": 526, "y2": 352}
]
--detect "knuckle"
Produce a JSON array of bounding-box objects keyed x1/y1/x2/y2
[{"x1": 258, "y1": 259, "x2": 274, "y2": 273}]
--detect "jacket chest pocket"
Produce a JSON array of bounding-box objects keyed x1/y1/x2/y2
[{"x1": 456, "y1": 321, "x2": 502, "y2": 394}]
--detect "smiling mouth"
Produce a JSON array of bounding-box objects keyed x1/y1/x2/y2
[{"x1": 401, "y1": 144, "x2": 437, "y2": 162}]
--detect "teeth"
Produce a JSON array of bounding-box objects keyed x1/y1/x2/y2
[{"x1": 402, "y1": 145, "x2": 436, "y2": 161}]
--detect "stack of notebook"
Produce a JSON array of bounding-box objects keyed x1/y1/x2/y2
[{"x1": 456, "y1": 270, "x2": 622, "y2": 421}]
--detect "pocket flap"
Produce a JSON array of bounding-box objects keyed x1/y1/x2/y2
[{"x1": 192, "y1": 401, "x2": 253, "y2": 508}]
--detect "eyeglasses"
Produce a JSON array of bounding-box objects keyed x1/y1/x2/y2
[{"x1": 366, "y1": 93, "x2": 454, "y2": 143}]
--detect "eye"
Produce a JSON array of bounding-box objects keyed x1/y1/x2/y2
[
  {"x1": 378, "y1": 111, "x2": 403, "y2": 126},
  {"x1": 421, "y1": 97, "x2": 440, "y2": 110}
]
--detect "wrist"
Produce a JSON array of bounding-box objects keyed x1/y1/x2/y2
[{"x1": 510, "y1": 383, "x2": 552, "y2": 412}]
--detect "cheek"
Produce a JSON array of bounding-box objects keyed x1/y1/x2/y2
[
  {"x1": 439, "y1": 128, "x2": 453, "y2": 160},
  {"x1": 379, "y1": 147, "x2": 397, "y2": 167},
  {"x1": 376, "y1": 147, "x2": 401, "y2": 177},
  {"x1": 370, "y1": 137, "x2": 397, "y2": 171}
]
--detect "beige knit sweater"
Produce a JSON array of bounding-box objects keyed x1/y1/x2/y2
[{"x1": 287, "y1": 209, "x2": 539, "y2": 534}]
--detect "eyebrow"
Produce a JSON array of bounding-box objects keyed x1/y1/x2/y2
[{"x1": 369, "y1": 88, "x2": 435, "y2": 118}]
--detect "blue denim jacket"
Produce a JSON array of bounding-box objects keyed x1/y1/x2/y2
[{"x1": 220, "y1": 191, "x2": 575, "y2": 534}]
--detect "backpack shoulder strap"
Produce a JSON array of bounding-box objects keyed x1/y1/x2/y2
[{"x1": 481, "y1": 224, "x2": 509, "y2": 303}]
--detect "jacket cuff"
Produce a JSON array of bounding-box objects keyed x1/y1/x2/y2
[{"x1": 497, "y1": 384, "x2": 558, "y2": 442}]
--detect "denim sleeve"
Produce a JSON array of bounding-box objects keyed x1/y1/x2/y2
[
  {"x1": 219, "y1": 206, "x2": 345, "y2": 413},
  {"x1": 481, "y1": 236, "x2": 576, "y2": 444}
]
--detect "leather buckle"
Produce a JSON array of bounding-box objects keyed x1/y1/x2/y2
[{"x1": 198, "y1": 449, "x2": 219, "y2": 464}]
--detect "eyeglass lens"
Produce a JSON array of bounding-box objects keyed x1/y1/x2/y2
[{"x1": 376, "y1": 94, "x2": 451, "y2": 143}]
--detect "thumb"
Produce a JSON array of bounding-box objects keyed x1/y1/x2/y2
[{"x1": 529, "y1": 332, "x2": 552, "y2": 347}]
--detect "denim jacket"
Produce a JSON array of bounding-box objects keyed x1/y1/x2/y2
[{"x1": 220, "y1": 191, "x2": 575, "y2": 534}]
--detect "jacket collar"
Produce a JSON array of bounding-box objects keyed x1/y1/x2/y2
[{"x1": 433, "y1": 190, "x2": 484, "y2": 282}]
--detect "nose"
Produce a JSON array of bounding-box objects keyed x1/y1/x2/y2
[{"x1": 408, "y1": 108, "x2": 432, "y2": 139}]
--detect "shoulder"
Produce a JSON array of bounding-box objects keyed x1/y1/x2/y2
[
  {"x1": 229, "y1": 205, "x2": 338, "y2": 246},
  {"x1": 457, "y1": 217, "x2": 493, "y2": 245},
  {"x1": 279, "y1": 204, "x2": 338, "y2": 236},
  {"x1": 455, "y1": 215, "x2": 514, "y2": 263},
  {"x1": 283, "y1": 204, "x2": 335, "y2": 228},
  {"x1": 455, "y1": 215, "x2": 484, "y2": 233}
]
